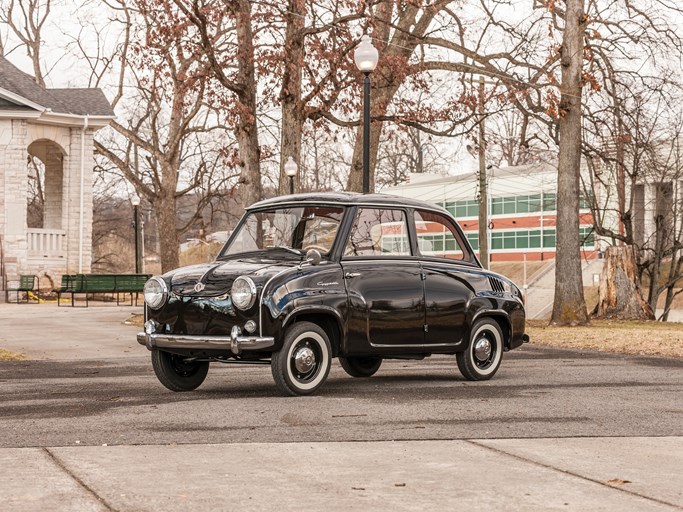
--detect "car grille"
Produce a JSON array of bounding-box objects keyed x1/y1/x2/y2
[{"x1": 488, "y1": 276, "x2": 505, "y2": 293}]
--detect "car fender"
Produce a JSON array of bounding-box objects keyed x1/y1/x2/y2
[
  {"x1": 282, "y1": 305, "x2": 347, "y2": 338},
  {"x1": 260, "y1": 264, "x2": 347, "y2": 342},
  {"x1": 464, "y1": 300, "x2": 516, "y2": 350}
]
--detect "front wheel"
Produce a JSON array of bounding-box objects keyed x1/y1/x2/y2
[
  {"x1": 151, "y1": 350, "x2": 209, "y2": 392},
  {"x1": 338, "y1": 356, "x2": 382, "y2": 378},
  {"x1": 271, "y1": 321, "x2": 332, "y2": 396},
  {"x1": 456, "y1": 318, "x2": 504, "y2": 381}
]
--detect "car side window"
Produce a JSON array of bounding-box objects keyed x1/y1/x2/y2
[
  {"x1": 344, "y1": 208, "x2": 411, "y2": 257},
  {"x1": 414, "y1": 210, "x2": 469, "y2": 261}
]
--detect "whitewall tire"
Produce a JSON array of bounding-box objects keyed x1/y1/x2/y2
[
  {"x1": 456, "y1": 318, "x2": 504, "y2": 381},
  {"x1": 271, "y1": 321, "x2": 332, "y2": 396}
]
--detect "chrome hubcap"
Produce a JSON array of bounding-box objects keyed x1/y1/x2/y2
[
  {"x1": 474, "y1": 337, "x2": 492, "y2": 362},
  {"x1": 294, "y1": 346, "x2": 316, "y2": 374}
]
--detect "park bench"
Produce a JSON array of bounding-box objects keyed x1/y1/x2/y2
[
  {"x1": 114, "y1": 274, "x2": 150, "y2": 306},
  {"x1": 56, "y1": 274, "x2": 86, "y2": 307},
  {"x1": 56, "y1": 273, "x2": 150, "y2": 307},
  {"x1": 8, "y1": 274, "x2": 39, "y2": 303}
]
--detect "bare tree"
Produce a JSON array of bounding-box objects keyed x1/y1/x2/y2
[
  {"x1": 549, "y1": 0, "x2": 590, "y2": 325},
  {"x1": 69, "y1": 0, "x2": 244, "y2": 272},
  {"x1": 0, "y1": 0, "x2": 52, "y2": 86},
  {"x1": 26, "y1": 156, "x2": 45, "y2": 228}
]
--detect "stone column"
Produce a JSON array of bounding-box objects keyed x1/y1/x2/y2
[
  {"x1": 43, "y1": 145, "x2": 64, "y2": 229},
  {"x1": 65, "y1": 127, "x2": 94, "y2": 273},
  {"x1": 0, "y1": 119, "x2": 29, "y2": 284}
]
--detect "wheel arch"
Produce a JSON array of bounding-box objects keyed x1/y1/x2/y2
[
  {"x1": 282, "y1": 306, "x2": 344, "y2": 357},
  {"x1": 470, "y1": 310, "x2": 512, "y2": 350}
]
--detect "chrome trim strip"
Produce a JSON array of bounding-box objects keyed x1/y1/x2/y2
[
  {"x1": 137, "y1": 332, "x2": 275, "y2": 355},
  {"x1": 369, "y1": 341, "x2": 463, "y2": 349}
]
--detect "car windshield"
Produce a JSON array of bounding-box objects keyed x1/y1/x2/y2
[{"x1": 220, "y1": 206, "x2": 346, "y2": 258}]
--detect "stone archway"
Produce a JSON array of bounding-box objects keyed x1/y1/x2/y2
[{"x1": 27, "y1": 139, "x2": 66, "y2": 230}]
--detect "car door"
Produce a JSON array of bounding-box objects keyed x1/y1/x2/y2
[
  {"x1": 414, "y1": 209, "x2": 473, "y2": 349},
  {"x1": 341, "y1": 207, "x2": 425, "y2": 355}
]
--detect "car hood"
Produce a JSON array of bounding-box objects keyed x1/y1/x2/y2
[{"x1": 166, "y1": 259, "x2": 296, "y2": 297}]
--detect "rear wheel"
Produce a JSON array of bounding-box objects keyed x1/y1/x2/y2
[
  {"x1": 338, "y1": 356, "x2": 382, "y2": 378},
  {"x1": 456, "y1": 318, "x2": 503, "y2": 381},
  {"x1": 271, "y1": 321, "x2": 331, "y2": 396},
  {"x1": 151, "y1": 350, "x2": 209, "y2": 392}
]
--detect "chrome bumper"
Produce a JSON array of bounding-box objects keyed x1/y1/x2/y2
[{"x1": 137, "y1": 331, "x2": 275, "y2": 355}]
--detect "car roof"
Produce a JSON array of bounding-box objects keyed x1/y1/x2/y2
[{"x1": 248, "y1": 192, "x2": 451, "y2": 215}]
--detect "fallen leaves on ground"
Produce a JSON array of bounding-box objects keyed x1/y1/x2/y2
[
  {"x1": 0, "y1": 348, "x2": 26, "y2": 361},
  {"x1": 606, "y1": 478, "x2": 632, "y2": 485},
  {"x1": 527, "y1": 320, "x2": 683, "y2": 358}
]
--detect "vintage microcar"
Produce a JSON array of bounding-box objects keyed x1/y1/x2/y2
[{"x1": 138, "y1": 193, "x2": 529, "y2": 396}]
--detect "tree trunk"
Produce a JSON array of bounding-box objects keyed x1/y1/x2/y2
[
  {"x1": 278, "y1": 0, "x2": 305, "y2": 196},
  {"x1": 234, "y1": 0, "x2": 262, "y2": 208},
  {"x1": 156, "y1": 189, "x2": 180, "y2": 273},
  {"x1": 592, "y1": 246, "x2": 654, "y2": 320},
  {"x1": 550, "y1": 0, "x2": 589, "y2": 325}
]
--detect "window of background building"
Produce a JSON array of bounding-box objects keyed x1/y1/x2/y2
[
  {"x1": 438, "y1": 190, "x2": 591, "y2": 219},
  {"x1": 438, "y1": 200, "x2": 479, "y2": 218},
  {"x1": 487, "y1": 227, "x2": 595, "y2": 250}
]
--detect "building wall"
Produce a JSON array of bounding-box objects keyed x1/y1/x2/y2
[{"x1": 385, "y1": 166, "x2": 598, "y2": 262}]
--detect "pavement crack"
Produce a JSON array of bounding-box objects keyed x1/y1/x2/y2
[
  {"x1": 43, "y1": 447, "x2": 120, "y2": 512},
  {"x1": 465, "y1": 440, "x2": 683, "y2": 511}
]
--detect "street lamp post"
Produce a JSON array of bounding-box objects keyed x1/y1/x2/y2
[
  {"x1": 354, "y1": 34, "x2": 379, "y2": 194},
  {"x1": 131, "y1": 194, "x2": 141, "y2": 274},
  {"x1": 284, "y1": 156, "x2": 298, "y2": 195}
]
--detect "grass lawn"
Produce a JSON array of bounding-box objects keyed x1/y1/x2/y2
[
  {"x1": 0, "y1": 348, "x2": 26, "y2": 361},
  {"x1": 527, "y1": 319, "x2": 683, "y2": 358}
]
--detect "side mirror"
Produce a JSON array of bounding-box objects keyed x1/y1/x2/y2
[{"x1": 305, "y1": 249, "x2": 322, "y2": 266}]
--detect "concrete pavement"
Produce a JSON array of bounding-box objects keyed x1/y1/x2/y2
[
  {"x1": 0, "y1": 303, "x2": 142, "y2": 360},
  {"x1": 2, "y1": 438, "x2": 682, "y2": 511},
  {"x1": 1, "y1": 302, "x2": 682, "y2": 510}
]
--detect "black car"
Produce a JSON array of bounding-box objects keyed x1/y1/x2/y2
[{"x1": 138, "y1": 192, "x2": 529, "y2": 396}]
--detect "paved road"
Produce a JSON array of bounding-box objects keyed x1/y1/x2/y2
[
  {"x1": 1, "y1": 347, "x2": 682, "y2": 447},
  {"x1": 1, "y1": 303, "x2": 682, "y2": 510}
]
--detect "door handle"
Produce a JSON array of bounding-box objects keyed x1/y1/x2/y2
[{"x1": 344, "y1": 272, "x2": 361, "y2": 279}]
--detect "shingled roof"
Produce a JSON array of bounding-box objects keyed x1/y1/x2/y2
[{"x1": 0, "y1": 56, "x2": 114, "y2": 117}]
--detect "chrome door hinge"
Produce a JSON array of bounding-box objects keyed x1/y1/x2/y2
[
  {"x1": 420, "y1": 272, "x2": 427, "y2": 281},
  {"x1": 423, "y1": 324, "x2": 429, "y2": 333}
]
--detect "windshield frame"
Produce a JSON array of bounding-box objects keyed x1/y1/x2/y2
[{"x1": 216, "y1": 204, "x2": 350, "y2": 261}]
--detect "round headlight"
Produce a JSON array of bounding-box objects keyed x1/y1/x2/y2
[
  {"x1": 143, "y1": 276, "x2": 168, "y2": 310},
  {"x1": 231, "y1": 276, "x2": 256, "y2": 310}
]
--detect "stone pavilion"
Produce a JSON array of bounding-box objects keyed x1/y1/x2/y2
[{"x1": 0, "y1": 56, "x2": 114, "y2": 297}]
